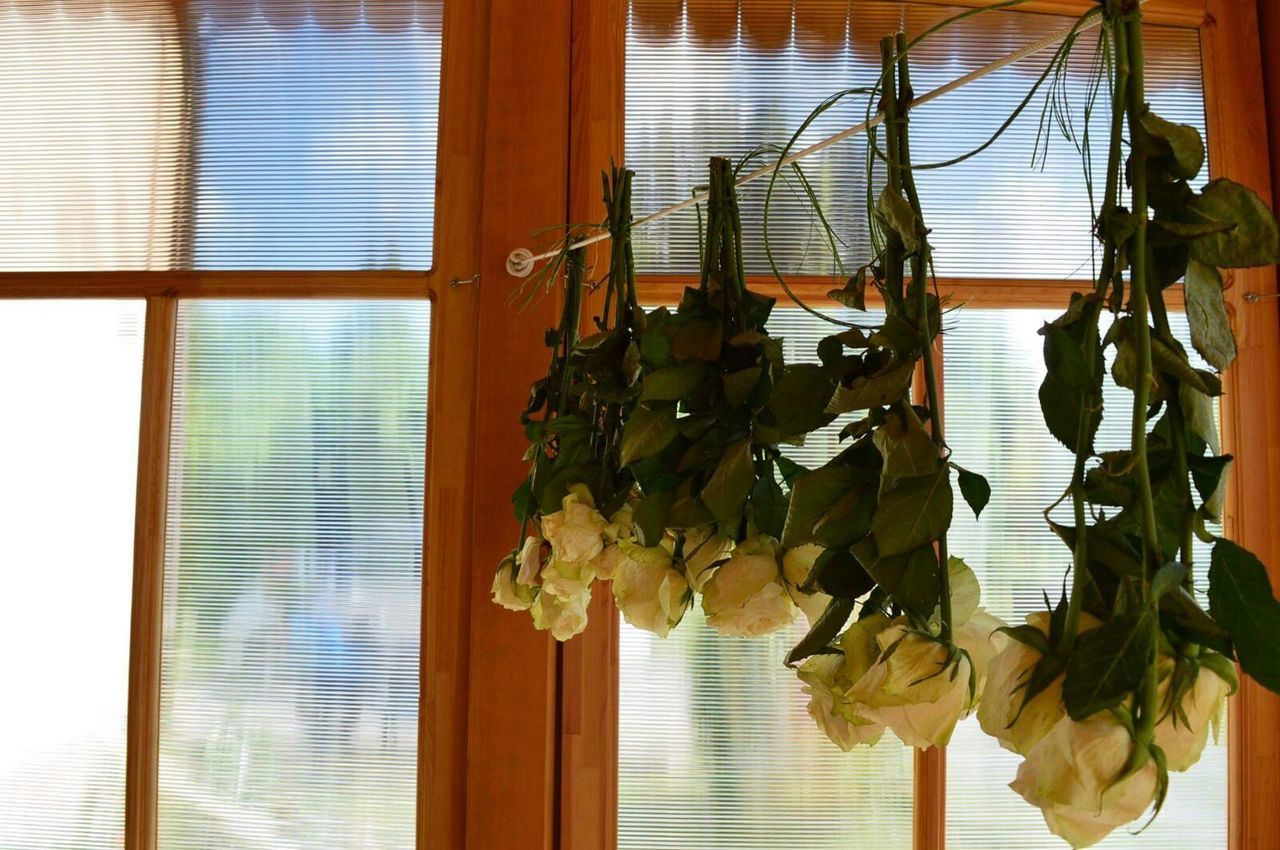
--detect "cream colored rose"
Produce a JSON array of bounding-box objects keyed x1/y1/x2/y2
[
  {"x1": 592, "y1": 544, "x2": 624, "y2": 581},
  {"x1": 979, "y1": 610, "x2": 1101, "y2": 756},
  {"x1": 796, "y1": 611, "x2": 891, "y2": 750},
  {"x1": 612, "y1": 541, "x2": 691, "y2": 638},
  {"x1": 782, "y1": 543, "x2": 835, "y2": 628},
  {"x1": 541, "y1": 484, "x2": 609, "y2": 564},
  {"x1": 531, "y1": 585, "x2": 591, "y2": 642},
  {"x1": 516, "y1": 535, "x2": 545, "y2": 586},
  {"x1": 701, "y1": 535, "x2": 797, "y2": 637},
  {"x1": 681, "y1": 527, "x2": 734, "y2": 592},
  {"x1": 491, "y1": 554, "x2": 535, "y2": 611},
  {"x1": 850, "y1": 609, "x2": 1005, "y2": 749},
  {"x1": 1010, "y1": 713, "x2": 1158, "y2": 849},
  {"x1": 1155, "y1": 661, "x2": 1233, "y2": 772},
  {"x1": 539, "y1": 556, "x2": 596, "y2": 601}
]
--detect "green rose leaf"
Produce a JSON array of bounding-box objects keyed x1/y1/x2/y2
[
  {"x1": 1039, "y1": 316, "x2": 1103, "y2": 453},
  {"x1": 812, "y1": 485, "x2": 877, "y2": 550},
  {"x1": 1151, "y1": 562, "x2": 1189, "y2": 600},
  {"x1": 632, "y1": 488, "x2": 676, "y2": 547},
  {"x1": 781, "y1": 465, "x2": 869, "y2": 549},
  {"x1": 872, "y1": 404, "x2": 939, "y2": 479},
  {"x1": 1188, "y1": 454, "x2": 1232, "y2": 519},
  {"x1": 1183, "y1": 260, "x2": 1237, "y2": 371},
  {"x1": 826, "y1": 359, "x2": 915, "y2": 414},
  {"x1": 620, "y1": 405, "x2": 678, "y2": 467},
  {"x1": 1161, "y1": 585, "x2": 1232, "y2": 655},
  {"x1": 1140, "y1": 111, "x2": 1205, "y2": 180},
  {"x1": 641, "y1": 361, "x2": 711, "y2": 402},
  {"x1": 1187, "y1": 178, "x2": 1280, "y2": 269},
  {"x1": 1062, "y1": 610, "x2": 1155, "y2": 720},
  {"x1": 827, "y1": 267, "x2": 869, "y2": 311},
  {"x1": 701, "y1": 439, "x2": 756, "y2": 527},
  {"x1": 870, "y1": 466, "x2": 953, "y2": 557},
  {"x1": 751, "y1": 471, "x2": 789, "y2": 540},
  {"x1": 722, "y1": 366, "x2": 763, "y2": 408},
  {"x1": 757, "y1": 364, "x2": 838, "y2": 443},
  {"x1": 1209, "y1": 539, "x2": 1280, "y2": 694},
  {"x1": 851, "y1": 537, "x2": 940, "y2": 617},
  {"x1": 807, "y1": 548, "x2": 877, "y2": 600},
  {"x1": 955, "y1": 465, "x2": 991, "y2": 519},
  {"x1": 785, "y1": 596, "x2": 856, "y2": 667},
  {"x1": 1180, "y1": 383, "x2": 1221, "y2": 456}
]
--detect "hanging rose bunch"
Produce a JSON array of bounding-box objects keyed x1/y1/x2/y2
[
  {"x1": 772, "y1": 34, "x2": 1005, "y2": 752},
  {"x1": 492, "y1": 167, "x2": 646, "y2": 640},
  {"x1": 975, "y1": 3, "x2": 1280, "y2": 847}
]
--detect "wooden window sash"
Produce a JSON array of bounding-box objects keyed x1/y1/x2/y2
[{"x1": 563, "y1": 1, "x2": 1280, "y2": 850}]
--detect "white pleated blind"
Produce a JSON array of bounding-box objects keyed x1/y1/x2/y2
[
  {"x1": 626, "y1": 1, "x2": 1205, "y2": 278},
  {"x1": 943, "y1": 308, "x2": 1226, "y2": 850},
  {"x1": 158, "y1": 300, "x2": 430, "y2": 849},
  {"x1": 0, "y1": 300, "x2": 144, "y2": 849},
  {"x1": 619, "y1": 307, "x2": 913, "y2": 850},
  {"x1": 0, "y1": 0, "x2": 442, "y2": 271}
]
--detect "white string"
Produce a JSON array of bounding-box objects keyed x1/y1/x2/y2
[{"x1": 506, "y1": 9, "x2": 1107, "y2": 278}]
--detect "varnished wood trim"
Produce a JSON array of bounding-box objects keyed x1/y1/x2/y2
[
  {"x1": 417, "y1": 0, "x2": 489, "y2": 845},
  {"x1": 124, "y1": 297, "x2": 177, "y2": 850},
  {"x1": 637, "y1": 275, "x2": 1185, "y2": 310},
  {"x1": 559, "y1": 2, "x2": 626, "y2": 850},
  {"x1": 0, "y1": 270, "x2": 435, "y2": 300},
  {"x1": 1201, "y1": 4, "x2": 1280, "y2": 849},
  {"x1": 464, "y1": 2, "x2": 572, "y2": 849}
]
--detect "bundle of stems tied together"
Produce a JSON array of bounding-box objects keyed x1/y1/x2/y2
[{"x1": 492, "y1": 2, "x2": 1280, "y2": 846}]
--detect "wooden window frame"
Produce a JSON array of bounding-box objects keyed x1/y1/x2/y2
[
  {"x1": 0, "y1": 1, "x2": 488, "y2": 848},
  {"x1": 551, "y1": 2, "x2": 1280, "y2": 850}
]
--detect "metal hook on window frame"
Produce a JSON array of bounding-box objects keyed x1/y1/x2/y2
[
  {"x1": 1243, "y1": 292, "x2": 1280, "y2": 303},
  {"x1": 449, "y1": 274, "x2": 481, "y2": 289}
]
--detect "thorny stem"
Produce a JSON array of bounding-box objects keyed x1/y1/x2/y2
[
  {"x1": 880, "y1": 39, "x2": 907, "y2": 305},
  {"x1": 1062, "y1": 9, "x2": 1131, "y2": 655},
  {"x1": 890, "y1": 34, "x2": 954, "y2": 644},
  {"x1": 1117, "y1": 3, "x2": 1162, "y2": 745}
]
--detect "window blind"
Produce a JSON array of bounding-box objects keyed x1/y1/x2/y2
[
  {"x1": 158, "y1": 300, "x2": 430, "y2": 850},
  {"x1": 0, "y1": 0, "x2": 442, "y2": 271},
  {"x1": 943, "y1": 308, "x2": 1226, "y2": 850},
  {"x1": 626, "y1": 0, "x2": 1206, "y2": 279},
  {"x1": 0, "y1": 300, "x2": 144, "y2": 849},
  {"x1": 618, "y1": 306, "x2": 914, "y2": 850}
]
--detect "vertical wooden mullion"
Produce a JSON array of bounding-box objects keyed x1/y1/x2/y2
[
  {"x1": 1200, "y1": 5, "x2": 1280, "y2": 849},
  {"x1": 125, "y1": 295, "x2": 178, "y2": 850},
  {"x1": 559, "y1": 1, "x2": 627, "y2": 849}
]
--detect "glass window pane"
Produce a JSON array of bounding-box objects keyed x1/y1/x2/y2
[
  {"x1": 0, "y1": 0, "x2": 444, "y2": 271},
  {"x1": 943, "y1": 307, "x2": 1226, "y2": 850},
  {"x1": 626, "y1": 1, "x2": 1204, "y2": 278},
  {"x1": 619, "y1": 306, "x2": 913, "y2": 850},
  {"x1": 158, "y1": 300, "x2": 430, "y2": 849},
  {"x1": 190, "y1": 1, "x2": 443, "y2": 269},
  {"x1": 0, "y1": 300, "x2": 144, "y2": 848}
]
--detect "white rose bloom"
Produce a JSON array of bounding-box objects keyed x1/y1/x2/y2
[
  {"x1": 592, "y1": 544, "x2": 624, "y2": 581},
  {"x1": 539, "y1": 556, "x2": 596, "y2": 601},
  {"x1": 541, "y1": 484, "x2": 609, "y2": 564},
  {"x1": 531, "y1": 585, "x2": 591, "y2": 642},
  {"x1": 682, "y1": 527, "x2": 735, "y2": 592},
  {"x1": 491, "y1": 554, "x2": 535, "y2": 611},
  {"x1": 979, "y1": 610, "x2": 1101, "y2": 756},
  {"x1": 850, "y1": 609, "x2": 1005, "y2": 749},
  {"x1": 701, "y1": 535, "x2": 797, "y2": 637},
  {"x1": 612, "y1": 542, "x2": 691, "y2": 638},
  {"x1": 1011, "y1": 713, "x2": 1158, "y2": 849},
  {"x1": 516, "y1": 535, "x2": 545, "y2": 586},
  {"x1": 782, "y1": 543, "x2": 834, "y2": 628},
  {"x1": 796, "y1": 612, "x2": 891, "y2": 750},
  {"x1": 606, "y1": 502, "x2": 637, "y2": 544},
  {"x1": 1155, "y1": 662, "x2": 1233, "y2": 772}
]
